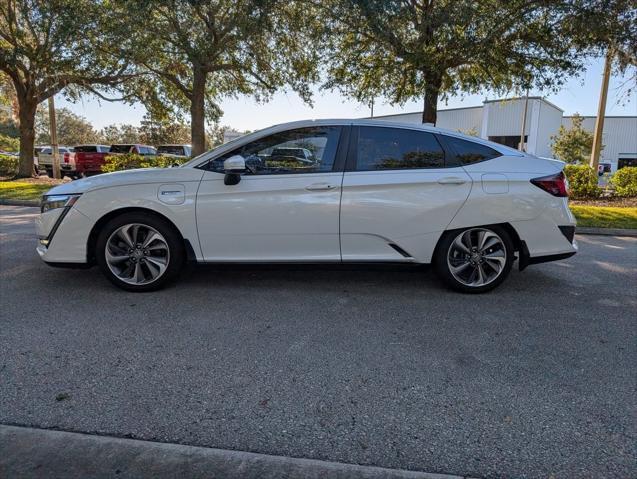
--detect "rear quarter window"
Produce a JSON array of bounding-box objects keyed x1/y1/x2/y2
[
  {"x1": 444, "y1": 136, "x2": 501, "y2": 165},
  {"x1": 74, "y1": 146, "x2": 98, "y2": 153}
]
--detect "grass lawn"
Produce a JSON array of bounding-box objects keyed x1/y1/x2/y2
[
  {"x1": 0, "y1": 178, "x2": 61, "y2": 202},
  {"x1": 570, "y1": 204, "x2": 637, "y2": 230}
]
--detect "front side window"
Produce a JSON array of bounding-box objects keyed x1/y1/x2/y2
[
  {"x1": 444, "y1": 136, "x2": 501, "y2": 165},
  {"x1": 356, "y1": 127, "x2": 445, "y2": 171},
  {"x1": 207, "y1": 126, "x2": 341, "y2": 175}
]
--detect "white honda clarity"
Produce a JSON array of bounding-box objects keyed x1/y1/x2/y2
[{"x1": 36, "y1": 119, "x2": 577, "y2": 293}]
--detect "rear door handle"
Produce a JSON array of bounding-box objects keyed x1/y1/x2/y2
[
  {"x1": 437, "y1": 177, "x2": 467, "y2": 185},
  {"x1": 305, "y1": 183, "x2": 338, "y2": 191}
]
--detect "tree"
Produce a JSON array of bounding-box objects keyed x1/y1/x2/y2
[
  {"x1": 116, "y1": 0, "x2": 319, "y2": 155},
  {"x1": 138, "y1": 113, "x2": 191, "y2": 146},
  {"x1": 562, "y1": 0, "x2": 636, "y2": 169},
  {"x1": 322, "y1": 0, "x2": 587, "y2": 125},
  {"x1": 35, "y1": 107, "x2": 98, "y2": 145},
  {"x1": 551, "y1": 114, "x2": 599, "y2": 164},
  {"x1": 0, "y1": 0, "x2": 137, "y2": 177},
  {"x1": 98, "y1": 124, "x2": 141, "y2": 145}
]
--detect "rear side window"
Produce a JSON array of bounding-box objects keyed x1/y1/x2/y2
[
  {"x1": 110, "y1": 145, "x2": 129, "y2": 153},
  {"x1": 444, "y1": 136, "x2": 501, "y2": 165},
  {"x1": 158, "y1": 146, "x2": 184, "y2": 155},
  {"x1": 74, "y1": 145, "x2": 97, "y2": 153},
  {"x1": 356, "y1": 127, "x2": 445, "y2": 170}
]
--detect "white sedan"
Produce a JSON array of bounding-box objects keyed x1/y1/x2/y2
[{"x1": 35, "y1": 119, "x2": 577, "y2": 293}]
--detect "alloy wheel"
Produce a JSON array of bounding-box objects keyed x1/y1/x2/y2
[
  {"x1": 447, "y1": 228, "x2": 507, "y2": 287},
  {"x1": 105, "y1": 223, "x2": 170, "y2": 285}
]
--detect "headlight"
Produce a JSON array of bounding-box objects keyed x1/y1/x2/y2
[{"x1": 40, "y1": 194, "x2": 81, "y2": 213}]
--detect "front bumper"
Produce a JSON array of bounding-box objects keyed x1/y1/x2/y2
[{"x1": 36, "y1": 206, "x2": 93, "y2": 264}]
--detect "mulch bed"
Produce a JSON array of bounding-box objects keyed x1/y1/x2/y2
[
  {"x1": 570, "y1": 197, "x2": 637, "y2": 208},
  {"x1": 0, "y1": 175, "x2": 68, "y2": 185}
]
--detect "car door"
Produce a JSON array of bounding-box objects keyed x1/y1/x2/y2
[
  {"x1": 340, "y1": 125, "x2": 472, "y2": 263},
  {"x1": 196, "y1": 125, "x2": 347, "y2": 262}
]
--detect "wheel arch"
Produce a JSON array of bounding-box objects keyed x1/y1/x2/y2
[
  {"x1": 86, "y1": 207, "x2": 197, "y2": 265},
  {"x1": 435, "y1": 222, "x2": 523, "y2": 257}
]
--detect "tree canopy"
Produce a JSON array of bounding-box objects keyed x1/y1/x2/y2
[
  {"x1": 35, "y1": 107, "x2": 98, "y2": 145},
  {"x1": 0, "y1": 0, "x2": 137, "y2": 176},
  {"x1": 321, "y1": 0, "x2": 592, "y2": 124},
  {"x1": 115, "y1": 0, "x2": 320, "y2": 155}
]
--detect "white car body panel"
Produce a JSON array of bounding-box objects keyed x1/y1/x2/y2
[
  {"x1": 35, "y1": 119, "x2": 577, "y2": 273},
  {"x1": 196, "y1": 171, "x2": 342, "y2": 261},
  {"x1": 340, "y1": 167, "x2": 471, "y2": 262}
]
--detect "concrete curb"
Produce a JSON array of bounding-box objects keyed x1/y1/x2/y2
[
  {"x1": 0, "y1": 425, "x2": 470, "y2": 479},
  {"x1": 0, "y1": 199, "x2": 39, "y2": 207},
  {"x1": 577, "y1": 227, "x2": 637, "y2": 237}
]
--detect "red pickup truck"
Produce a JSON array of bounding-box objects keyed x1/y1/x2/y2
[
  {"x1": 73, "y1": 144, "x2": 157, "y2": 175},
  {"x1": 72, "y1": 145, "x2": 110, "y2": 176}
]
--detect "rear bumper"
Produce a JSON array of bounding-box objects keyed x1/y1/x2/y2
[{"x1": 519, "y1": 241, "x2": 577, "y2": 271}]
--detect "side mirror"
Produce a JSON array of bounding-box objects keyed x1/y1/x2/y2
[{"x1": 223, "y1": 155, "x2": 246, "y2": 185}]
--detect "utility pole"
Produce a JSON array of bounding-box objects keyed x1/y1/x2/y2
[
  {"x1": 370, "y1": 98, "x2": 374, "y2": 118},
  {"x1": 519, "y1": 89, "x2": 530, "y2": 151},
  {"x1": 590, "y1": 49, "x2": 612, "y2": 171},
  {"x1": 48, "y1": 96, "x2": 61, "y2": 179}
]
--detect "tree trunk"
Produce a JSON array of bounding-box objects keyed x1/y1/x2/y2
[
  {"x1": 190, "y1": 67, "x2": 207, "y2": 156},
  {"x1": 421, "y1": 75, "x2": 442, "y2": 125},
  {"x1": 17, "y1": 95, "x2": 38, "y2": 178}
]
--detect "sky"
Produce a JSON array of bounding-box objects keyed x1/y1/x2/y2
[{"x1": 58, "y1": 57, "x2": 637, "y2": 133}]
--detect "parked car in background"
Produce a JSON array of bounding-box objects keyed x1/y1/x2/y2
[
  {"x1": 598, "y1": 163, "x2": 611, "y2": 176},
  {"x1": 36, "y1": 119, "x2": 577, "y2": 293},
  {"x1": 38, "y1": 146, "x2": 76, "y2": 178},
  {"x1": 73, "y1": 145, "x2": 111, "y2": 176},
  {"x1": 109, "y1": 144, "x2": 157, "y2": 156},
  {"x1": 157, "y1": 144, "x2": 191, "y2": 158}
]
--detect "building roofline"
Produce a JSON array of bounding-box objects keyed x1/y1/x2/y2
[
  {"x1": 483, "y1": 96, "x2": 564, "y2": 112},
  {"x1": 367, "y1": 105, "x2": 483, "y2": 119}
]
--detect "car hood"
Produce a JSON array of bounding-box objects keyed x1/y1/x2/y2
[{"x1": 44, "y1": 167, "x2": 205, "y2": 196}]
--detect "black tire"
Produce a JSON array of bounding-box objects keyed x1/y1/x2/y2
[
  {"x1": 45, "y1": 168, "x2": 53, "y2": 178},
  {"x1": 433, "y1": 225, "x2": 514, "y2": 294},
  {"x1": 95, "y1": 212, "x2": 185, "y2": 292}
]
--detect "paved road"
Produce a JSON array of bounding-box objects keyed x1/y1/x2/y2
[{"x1": 1, "y1": 206, "x2": 635, "y2": 479}]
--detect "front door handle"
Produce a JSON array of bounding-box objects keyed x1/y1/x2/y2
[
  {"x1": 305, "y1": 183, "x2": 337, "y2": 191},
  {"x1": 437, "y1": 177, "x2": 467, "y2": 185}
]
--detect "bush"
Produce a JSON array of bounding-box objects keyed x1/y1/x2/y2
[
  {"x1": 563, "y1": 164, "x2": 601, "y2": 199},
  {"x1": 0, "y1": 153, "x2": 19, "y2": 177},
  {"x1": 610, "y1": 167, "x2": 637, "y2": 197},
  {"x1": 0, "y1": 133, "x2": 20, "y2": 152},
  {"x1": 101, "y1": 154, "x2": 186, "y2": 173}
]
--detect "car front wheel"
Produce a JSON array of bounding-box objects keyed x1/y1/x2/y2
[
  {"x1": 96, "y1": 213, "x2": 184, "y2": 292},
  {"x1": 434, "y1": 226, "x2": 514, "y2": 293}
]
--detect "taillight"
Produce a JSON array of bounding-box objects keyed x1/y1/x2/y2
[
  {"x1": 530, "y1": 171, "x2": 568, "y2": 197},
  {"x1": 63, "y1": 152, "x2": 69, "y2": 163}
]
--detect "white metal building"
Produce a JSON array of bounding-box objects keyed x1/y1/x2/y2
[{"x1": 371, "y1": 97, "x2": 637, "y2": 172}]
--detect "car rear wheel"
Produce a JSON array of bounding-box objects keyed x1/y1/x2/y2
[
  {"x1": 96, "y1": 212, "x2": 184, "y2": 292},
  {"x1": 434, "y1": 226, "x2": 514, "y2": 293}
]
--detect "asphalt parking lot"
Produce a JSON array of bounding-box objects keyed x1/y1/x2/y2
[{"x1": 1, "y1": 205, "x2": 635, "y2": 479}]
